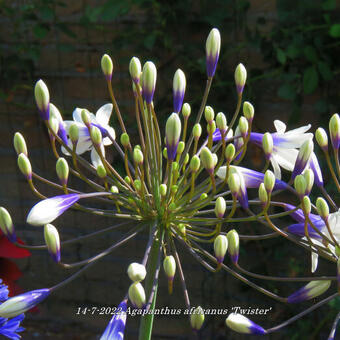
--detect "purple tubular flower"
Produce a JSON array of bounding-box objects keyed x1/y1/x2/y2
[
  {"x1": 100, "y1": 300, "x2": 127, "y2": 340},
  {"x1": 57, "y1": 122, "x2": 68, "y2": 146}
]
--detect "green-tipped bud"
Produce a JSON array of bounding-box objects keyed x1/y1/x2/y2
[
  {"x1": 264, "y1": 170, "x2": 275, "y2": 193},
  {"x1": 315, "y1": 127, "x2": 328, "y2": 152},
  {"x1": 160, "y1": 184, "x2": 167, "y2": 197},
  {"x1": 133, "y1": 179, "x2": 141, "y2": 191},
  {"x1": 215, "y1": 197, "x2": 226, "y2": 218},
  {"x1": 172, "y1": 162, "x2": 179, "y2": 172},
  {"x1": 13, "y1": 132, "x2": 27, "y2": 156},
  {"x1": 110, "y1": 186, "x2": 119, "y2": 194},
  {"x1": 163, "y1": 147, "x2": 168, "y2": 159},
  {"x1": 204, "y1": 106, "x2": 215, "y2": 123},
  {"x1": 133, "y1": 147, "x2": 144, "y2": 164},
  {"x1": 171, "y1": 185, "x2": 178, "y2": 194},
  {"x1": 190, "y1": 306, "x2": 205, "y2": 331},
  {"x1": 227, "y1": 229, "x2": 239, "y2": 263},
  {"x1": 234, "y1": 63, "x2": 247, "y2": 94},
  {"x1": 169, "y1": 202, "x2": 177, "y2": 211},
  {"x1": 129, "y1": 57, "x2": 142, "y2": 83},
  {"x1": 124, "y1": 176, "x2": 131, "y2": 185},
  {"x1": 193, "y1": 123, "x2": 202, "y2": 139},
  {"x1": 69, "y1": 123, "x2": 79, "y2": 144},
  {"x1": 90, "y1": 126, "x2": 102, "y2": 146},
  {"x1": 258, "y1": 183, "x2": 268, "y2": 205},
  {"x1": 142, "y1": 61, "x2": 157, "y2": 104},
  {"x1": 81, "y1": 109, "x2": 91, "y2": 126},
  {"x1": 0, "y1": 207, "x2": 16, "y2": 242},
  {"x1": 303, "y1": 169, "x2": 314, "y2": 195},
  {"x1": 262, "y1": 132, "x2": 273, "y2": 160},
  {"x1": 200, "y1": 193, "x2": 208, "y2": 200},
  {"x1": 34, "y1": 79, "x2": 50, "y2": 120},
  {"x1": 101, "y1": 54, "x2": 113, "y2": 81},
  {"x1": 316, "y1": 197, "x2": 329, "y2": 220},
  {"x1": 17, "y1": 153, "x2": 32, "y2": 180},
  {"x1": 177, "y1": 141, "x2": 185, "y2": 155},
  {"x1": 302, "y1": 196, "x2": 311, "y2": 215},
  {"x1": 163, "y1": 255, "x2": 176, "y2": 280},
  {"x1": 128, "y1": 282, "x2": 146, "y2": 308},
  {"x1": 127, "y1": 263, "x2": 146, "y2": 282},
  {"x1": 56, "y1": 158, "x2": 69, "y2": 185},
  {"x1": 207, "y1": 120, "x2": 216, "y2": 134},
  {"x1": 96, "y1": 164, "x2": 107, "y2": 178},
  {"x1": 228, "y1": 173, "x2": 241, "y2": 195},
  {"x1": 166, "y1": 113, "x2": 182, "y2": 161},
  {"x1": 120, "y1": 133, "x2": 130, "y2": 148},
  {"x1": 44, "y1": 224, "x2": 61, "y2": 263},
  {"x1": 294, "y1": 175, "x2": 307, "y2": 198},
  {"x1": 216, "y1": 112, "x2": 227, "y2": 132},
  {"x1": 183, "y1": 153, "x2": 189, "y2": 165},
  {"x1": 182, "y1": 103, "x2": 191, "y2": 118},
  {"x1": 238, "y1": 117, "x2": 248, "y2": 137},
  {"x1": 329, "y1": 113, "x2": 340, "y2": 150},
  {"x1": 177, "y1": 224, "x2": 186, "y2": 237},
  {"x1": 225, "y1": 144, "x2": 235, "y2": 162},
  {"x1": 200, "y1": 147, "x2": 214, "y2": 174},
  {"x1": 243, "y1": 101, "x2": 254, "y2": 121},
  {"x1": 214, "y1": 234, "x2": 228, "y2": 263},
  {"x1": 190, "y1": 156, "x2": 200, "y2": 173}
]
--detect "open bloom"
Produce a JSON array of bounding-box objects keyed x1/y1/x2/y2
[
  {"x1": 62, "y1": 104, "x2": 115, "y2": 167},
  {"x1": 0, "y1": 279, "x2": 25, "y2": 339}
]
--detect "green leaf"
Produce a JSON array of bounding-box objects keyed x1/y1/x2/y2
[
  {"x1": 278, "y1": 83, "x2": 296, "y2": 100},
  {"x1": 276, "y1": 48, "x2": 286, "y2": 64},
  {"x1": 286, "y1": 44, "x2": 300, "y2": 59},
  {"x1": 33, "y1": 24, "x2": 49, "y2": 39},
  {"x1": 329, "y1": 24, "x2": 340, "y2": 37},
  {"x1": 303, "y1": 67, "x2": 319, "y2": 94},
  {"x1": 317, "y1": 61, "x2": 333, "y2": 81},
  {"x1": 303, "y1": 46, "x2": 318, "y2": 63}
]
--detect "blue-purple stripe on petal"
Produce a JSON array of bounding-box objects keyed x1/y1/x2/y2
[
  {"x1": 206, "y1": 54, "x2": 219, "y2": 78},
  {"x1": 142, "y1": 87, "x2": 155, "y2": 105},
  {"x1": 309, "y1": 154, "x2": 323, "y2": 187},
  {"x1": 287, "y1": 286, "x2": 310, "y2": 303},
  {"x1": 173, "y1": 89, "x2": 184, "y2": 113},
  {"x1": 166, "y1": 141, "x2": 179, "y2": 161},
  {"x1": 58, "y1": 194, "x2": 80, "y2": 214},
  {"x1": 58, "y1": 123, "x2": 68, "y2": 146},
  {"x1": 287, "y1": 223, "x2": 323, "y2": 240},
  {"x1": 92, "y1": 123, "x2": 109, "y2": 138},
  {"x1": 249, "y1": 323, "x2": 267, "y2": 335}
]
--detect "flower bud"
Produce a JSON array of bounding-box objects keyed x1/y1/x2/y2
[
  {"x1": 212, "y1": 153, "x2": 218, "y2": 167},
  {"x1": 163, "y1": 255, "x2": 176, "y2": 279},
  {"x1": 206, "y1": 28, "x2": 221, "y2": 77},
  {"x1": 226, "y1": 313, "x2": 266, "y2": 335},
  {"x1": 200, "y1": 147, "x2": 214, "y2": 174},
  {"x1": 160, "y1": 184, "x2": 167, "y2": 197},
  {"x1": 337, "y1": 257, "x2": 340, "y2": 293},
  {"x1": 177, "y1": 224, "x2": 186, "y2": 237},
  {"x1": 204, "y1": 106, "x2": 214, "y2": 123},
  {"x1": 48, "y1": 117, "x2": 58, "y2": 137},
  {"x1": 234, "y1": 63, "x2": 247, "y2": 94},
  {"x1": 124, "y1": 176, "x2": 131, "y2": 185},
  {"x1": 183, "y1": 153, "x2": 189, "y2": 165},
  {"x1": 13, "y1": 132, "x2": 27, "y2": 156},
  {"x1": 302, "y1": 196, "x2": 311, "y2": 215},
  {"x1": 193, "y1": 123, "x2": 202, "y2": 139},
  {"x1": 207, "y1": 120, "x2": 216, "y2": 135},
  {"x1": 81, "y1": 109, "x2": 91, "y2": 126},
  {"x1": 169, "y1": 203, "x2": 177, "y2": 211},
  {"x1": 190, "y1": 155, "x2": 200, "y2": 172},
  {"x1": 129, "y1": 57, "x2": 142, "y2": 83},
  {"x1": 200, "y1": 193, "x2": 208, "y2": 200},
  {"x1": 128, "y1": 282, "x2": 146, "y2": 309},
  {"x1": 258, "y1": 183, "x2": 268, "y2": 206},
  {"x1": 101, "y1": 54, "x2": 113, "y2": 81},
  {"x1": 190, "y1": 306, "x2": 205, "y2": 331},
  {"x1": 127, "y1": 263, "x2": 146, "y2": 282},
  {"x1": 214, "y1": 235, "x2": 228, "y2": 263},
  {"x1": 69, "y1": 123, "x2": 79, "y2": 144},
  {"x1": 173, "y1": 69, "x2": 186, "y2": 113},
  {"x1": 329, "y1": 113, "x2": 340, "y2": 150},
  {"x1": 215, "y1": 197, "x2": 226, "y2": 218},
  {"x1": 34, "y1": 79, "x2": 50, "y2": 120},
  {"x1": 294, "y1": 175, "x2": 307, "y2": 198},
  {"x1": 316, "y1": 197, "x2": 329, "y2": 220},
  {"x1": 287, "y1": 280, "x2": 331, "y2": 303},
  {"x1": 163, "y1": 147, "x2": 168, "y2": 159},
  {"x1": 110, "y1": 186, "x2": 119, "y2": 194},
  {"x1": 177, "y1": 141, "x2": 185, "y2": 155},
  {"x1": 44, "y1": 223, "x2": 61, "y2": 263},
  {"x1": 216, "y1": 112, "x2": 227, "y2": 133},
  {"x1": 292, "y1": 140, "x2": 314, "y2": 179},
  {"x1": 303, "y1": 168, "x2": 314, "y2": 195},
  {"x1": 315, "y1": 127, "x2": 328, "y2": 152},
  {"x1": 90, "y1": 126, "x2": 102, "y2": 146},
  {"x1": 243, "y1": 101, "x2": 254, "y2": 122},
  {"x1": 17, "y1": 153, "x2": 32, "y2": 180},
  {"x1": 96, "y1": 164, "x2": 107, "y2": 178},
  {"x1": 56, "y1": 158, "x2": 69, "y2": 186},
  {"x1": 182, "y1": 103, "x2": 191, "y2": 118},
  {"x1": 262, "y1": 132, "x2": 273, "y2": 160},
  {"x1": 228, "y1": 173, "x2": 241, "y2": 196},
  {"x1": 120, "y1": 133, "x2": 130, "y2": 148},
  {"x1": 133, "y1": 179, "x2": 141, "y2": 191},
  {"x1": 142, "y1": 61, "x2": 157, "y2": 104},
  {"x1": 166, "y1": 113, "x2": 182, "y2": 161},
  {"x1": 238, "y1": 117, "x2": 248, "y2": 137},
  {"x1": 133, "y1": 147, "x2": 144, "y2": 164},
  {"x1": 227, "y1": 229, "x2": 239, "y2": 263},
  {"x1": 225, "y1": 144, "x2": 235, "y2": 162},
  {"x1": 264, "y1": 170, "x2": 275, "y2": 193},
  {"x1": 0, "y1": 207, "x2": 16, "y2": 242},
  {"x1": 0, "y1": 288, "x2": 50, "y2": 318}
]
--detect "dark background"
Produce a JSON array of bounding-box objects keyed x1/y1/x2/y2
[{"x1": 0, "y1": 0, "x2": 339, "y2": 339}]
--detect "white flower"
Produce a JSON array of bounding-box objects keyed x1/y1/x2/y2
[{"x1": 62, "y1": 103, "x2": 115, "y2": 167}]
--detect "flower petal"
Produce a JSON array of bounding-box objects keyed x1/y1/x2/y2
[
  {"x1": 274, "y1": 120, "x2": 286, "y2": 134},
  {"x1": 96, "y1": 104, "x2": 113, "y2": 126}
]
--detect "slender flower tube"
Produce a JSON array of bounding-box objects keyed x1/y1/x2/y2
[
  {"x1": 226, "y1": 313, "x2": 266, "y2": 335},
  {"x1": 0, "y1": 288, "x2": 50, "y2": 318},
  {"x1": 34, "y1": 79, "x2": 50, "y2": 120},
  {"x1": 165, "y1": 113, "x2": 182, "y2": 161},
  {"x1": 205, "y1": 28, "x2": 221, "y2": 78},
  {"x1": 100, "y1": 300, "x2": 127, "y2": 340},
  {"x1": 287, "y1": 280, "x2": 331, "y2": 303},
  {"x1": 26, "y1": 194, "x2": 80, "y2": 226},
  {"x1": 173, "y1": 69, "x2": 186, "y2": 113},
  {"x1": 142, "y1": 61, "x2": 157, "y2": 104}
]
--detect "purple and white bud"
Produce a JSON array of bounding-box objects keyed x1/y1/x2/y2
[
  {"x1": 214, "y1": 235, "x2": 228, "y2": 263},
  {"x1": 291, "y1": 140, "x2": 314, "y2": 179},
  {"x1": 262, "y1": 133, "x2": 273, "y2": 161},
  {"x1": 0, "y1": 288, "x2": 50, "y2": 318},
  {"x1": 315, "y1": 127, "x2": 328, "y2": 152},
  {"x1": 34, "y1": 79, "x2": 50, "y2": 120},
  {"x1": 205, "y1": 28, "x2": 221, "y2": 78},
  {"x1": 303, "y1": 168, "x2": 314, "y2": 196},
  {"x1": 129, "y1": 57, "x2": 142, "y2": 84},
  {"x1": 234, "y1": 63, "x2": 247, "y2": 94},
  {"x1": 190, "y1": 306, "x2": 205, "y2": 331},
  {"x1": 0, "y1": 207, "x2": 16, "y2": 242},
  {"x1": 287, "y1": 280, "x2": 331, "y2": 303},
  {"x1": 50, "y1": 103, "x2": 68, "y2": 146},
  {"x1": 165, "y1": 113, "x2": 182, "y2": 161},
  {"x1": 142, "y1": 61, "x2": 157, "y2": 104},
  {"x1": 226, "y1": 313, "x2": 266, "y2": 335},
  {"x1": 215, "y1": 197, "x2": 226, "y2": 218},
  {"x1": 200, "y1": 147, "x2": 215, "y2": 175},
  {"x1": 101, "y1": 54, "x2": 113, "y2": 81},
  {"x1": 173, "y1": 69, "x2": 186, "y2": 113},
  {"x1": 163, "y1": 255, "x2": 176, "y2": 294},
  {"x1": 128, "y1": 282, "x2": 146, "y2": 309},
  {"x1": 227, "y1": 230, "x2": 239, "y2": 264},
  {"x1": 329, "y1": 113, "x2": 340, "y2": 150},
  {"x1": 44, "y1": 224, "x2": 61, "y2": 263}
]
